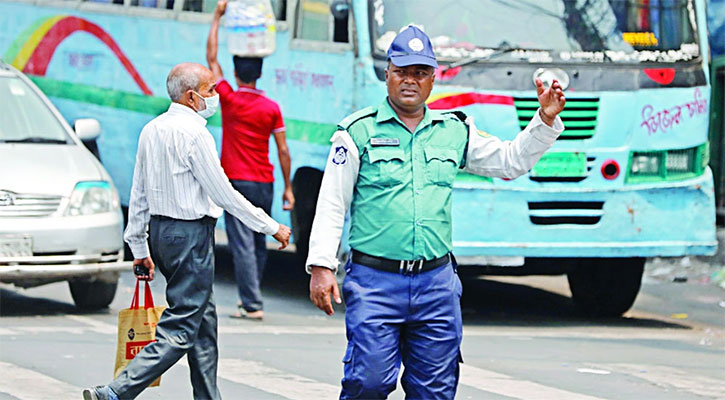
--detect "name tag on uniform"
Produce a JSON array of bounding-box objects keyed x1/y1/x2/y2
[{"x1": 370, "y1": 138, "x2": 400, "y2": 147}]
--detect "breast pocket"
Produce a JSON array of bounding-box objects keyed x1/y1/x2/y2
[
  {"x1": 367, "y1": 146, "x2": 406, "y2": 187},
  {"x1": 424, "y1": 148, "x2": 459, "y2": 187}
]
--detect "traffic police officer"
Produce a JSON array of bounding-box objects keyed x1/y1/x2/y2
[{"x1": 307, "y1": 26, "x2": 566, "y2": 399}]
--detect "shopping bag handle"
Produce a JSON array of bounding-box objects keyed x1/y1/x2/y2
[{"x1": 130, "y1": 279, "x2": 156, "y2": 309}]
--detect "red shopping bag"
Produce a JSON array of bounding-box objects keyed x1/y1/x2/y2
[{"x1": 113, "y1": 279, "x2": 166, "y2": 387}]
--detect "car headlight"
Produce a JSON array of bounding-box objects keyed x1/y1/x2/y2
[{"x1": 66, "y1": 181, "x2": 118, "y2": 216}]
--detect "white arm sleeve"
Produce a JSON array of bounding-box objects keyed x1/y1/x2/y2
[
  {"x1": 464, "y1": 109, "x2": 564, "y2": 179},
  {"x1": 305, "y1": 130, "x2": 360, "y2": 273},
  {"x1": 188, "y1": 134, "x2": 280, "y2": 235},
  {"x1": 123, "y1": 129, "x2": 151, "y2": 259}
]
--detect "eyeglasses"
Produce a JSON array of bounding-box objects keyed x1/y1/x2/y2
[{"x1": 389, "y1": 68, "x2": 433, "y2": 80}]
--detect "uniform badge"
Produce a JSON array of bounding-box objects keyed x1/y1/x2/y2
[
  {"x1": 408, "y1": 38, "x2": 424, "y2": 52},
  {"x1": 332, "y1": 146, "x2": 348, "y2": 165},
  {"x1": 370, "y1": 138, "x2": 400, "y2": 146}
]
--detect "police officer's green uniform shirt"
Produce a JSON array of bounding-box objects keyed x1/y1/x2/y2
[
  {"x1": 306, "y1": 98, "x2": 564, "y2": 272},
  {"x1": 347, "y1": 99, "x2": 466, "y2": 261}
]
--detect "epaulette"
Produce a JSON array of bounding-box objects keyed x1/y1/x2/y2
[
  {"x1": 338, "y1": 106, "x2": 377, "y2": 130},
  {"x1": 443, "y1": 110, "x2": 468, "y2": 123}
]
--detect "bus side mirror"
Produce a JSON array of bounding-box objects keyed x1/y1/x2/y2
[{"x1": 330, "y1": 0, "x2": 349, "y2": 20}]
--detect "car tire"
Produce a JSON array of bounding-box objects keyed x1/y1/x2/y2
[
  {"x1": 290, "y1": 167, "x2": 323, "y2": 261},
  {"x1": 69, "y1": 273, "x2": 119, "y2": 310},
  {"x1": 567, "y1": 258, "x2": 645, "y2": 318}
]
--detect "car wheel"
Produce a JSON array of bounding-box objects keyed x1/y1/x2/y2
[
  {"x1": 567, "y1": 258, "x2": 645, "y2": 318},
  {"x1": 290, "y1": 168, "x2": 323, "y2": 261},
  {"x1": 69, "y1": 273, "x2": 119, "y2": 310}
]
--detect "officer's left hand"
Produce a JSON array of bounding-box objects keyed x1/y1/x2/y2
[{"x1": 536, "y1": 78, "x2": 566, "y2": 127}]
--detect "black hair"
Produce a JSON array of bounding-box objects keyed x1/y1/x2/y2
[{"x1": 233, "y1": 56, "x2": 263, "y2": 83}]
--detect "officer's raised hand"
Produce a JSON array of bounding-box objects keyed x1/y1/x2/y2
[
  {"x1": 536, "y1": 78, "x2": 566, "y2": 127},
  {"x1": 309, "y1": 266, "x2": 341, "y2": 315}
]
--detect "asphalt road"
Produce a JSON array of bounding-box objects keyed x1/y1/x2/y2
[{"x1": 0, "y1": 249, "x2": 723, "y2": 400}]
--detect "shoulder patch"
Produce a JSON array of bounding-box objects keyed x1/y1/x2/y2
[
  {"x1": 443, "y1": 110, "x2": 468, "y2": 123},
  {"x1": 338, "y1": 106, "x2": 377, "y2": 130}
]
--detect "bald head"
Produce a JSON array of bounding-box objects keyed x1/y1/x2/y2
[{"x1": 166, "y1": 62, "x2": 214, "y2": 102}]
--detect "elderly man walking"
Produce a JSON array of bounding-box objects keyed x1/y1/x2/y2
[
  {"x1": 83, "y1": 62, "x2": 290, "y2": 400},
  {"x1": 307, "y1": 26, "x2": 565, "y2": 399}
]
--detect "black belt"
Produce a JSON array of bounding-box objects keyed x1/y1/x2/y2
[
  {"x1": 351, "y1": 249, "x2": 451, "y2": 275},
  {"x1": 150, "y1": 215, "x2": 217, "y2": 225}
]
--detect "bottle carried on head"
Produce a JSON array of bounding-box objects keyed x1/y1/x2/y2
[{"x1": 224, "y1": 0, "x2": 276, "y2": 57}]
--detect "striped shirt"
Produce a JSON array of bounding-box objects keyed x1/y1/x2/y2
[{"x1": 124, "y1": 102, "x2": 280, "y2": 259}]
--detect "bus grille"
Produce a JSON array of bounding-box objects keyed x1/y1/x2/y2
[
  {"x1": 0, "y1": 191, "x2": 62, "y2": 217},
  {"x1": 514, "y1": 97, "x2": 600, "y2": 140},
  {"x1": 529, "y1": 156, "x2": 597, "y2": 183},
  {"x1": 528, "y1": 201, "x2": 604, "y2": 225}
]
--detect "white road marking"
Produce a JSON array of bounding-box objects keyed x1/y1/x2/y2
[
  {"x1": 177, "y1": 358, "x2": 340, "y2": 400},
  {"x1": 597, "y1": 363, "x2": 725, "y2": 398},
  {"x1": 576, "y1": 368, "x2": 611, "y2": 375},
  {"x1": 65, "y1": 314, "x2": 117, "y2": 334},
  {"x1": 0, "y1": 321, "x2": 717, "y2": 344},
  {"x1": 459, "y1": 364, "x2": 606, "y2": 400},
  {"x1": 0, "y1": 361, "x2": 81, "y2": 400}
]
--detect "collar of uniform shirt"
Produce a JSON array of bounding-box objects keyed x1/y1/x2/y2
[
  {"x1": 167, "y1": 102, "x2": 209, "y2": 127},
  {"x1": 375, "y1": 97, "x2": 445, "y2": 128}
]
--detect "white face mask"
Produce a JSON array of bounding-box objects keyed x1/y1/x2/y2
[{"x1": 192, "y1": 91, "x2": 219, "y2": 119}]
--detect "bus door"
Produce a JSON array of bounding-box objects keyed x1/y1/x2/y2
[{"x1": 280, "y1": 0, "x2": 356, "y2": 256}]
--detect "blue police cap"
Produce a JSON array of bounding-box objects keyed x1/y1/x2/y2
[{"x1": 386, "y1": 25, "x2": 438, "y2": 69}]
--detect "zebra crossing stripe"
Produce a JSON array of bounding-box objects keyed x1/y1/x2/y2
[
  {"x1": 596, "y1": 363, "x2": 725, "y2": 398},
  {"x1": 216, "y1": 359, "x2": 340, "y2": 400},
  {"x1": 459, "y1": 364, "x2": 606, "y2": 400},
  {"x1": 177, "y1": 358, "x2": 340, "y2": 400},
  {"x1": 0, "y1": 361, "x2": 81, "y2": 400}
]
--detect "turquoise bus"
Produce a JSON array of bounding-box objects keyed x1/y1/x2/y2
[
  {"x1": 707, "y1": 0, "x2": 724, "y2": 220},
  {"x1": 0, "y1": 0, "x2": 716, "y2": 316}
]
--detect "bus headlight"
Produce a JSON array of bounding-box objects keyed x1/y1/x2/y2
[
  {"x1": 630, "y1": 152, "x2": 661, "y2": 175},
  {"x1": 66, "y1": 181, "x2": 118, "y2": 216}
]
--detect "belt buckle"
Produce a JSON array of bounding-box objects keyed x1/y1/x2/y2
[{"x1": 399, "y1": 259, "x2": 424, "y2": 275}]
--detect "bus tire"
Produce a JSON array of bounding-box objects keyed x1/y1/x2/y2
[
  {"x1": 68, "y1": 272, "x2": 119, "y2": 310},
  {"x1": 291, "y1": 168, "x2": 323, "y2": 260},
  {"x1": 567, "y1": 258, "x2": 644, "y2": 318}
]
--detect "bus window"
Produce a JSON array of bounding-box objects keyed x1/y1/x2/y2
[{"x1": 295, "y1": 0, "x2": 349, "y2": 43}]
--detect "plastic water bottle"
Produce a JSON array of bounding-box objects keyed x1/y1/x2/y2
[{"x1": 225, "y1": 0, "x2": 276, "y2": 57}]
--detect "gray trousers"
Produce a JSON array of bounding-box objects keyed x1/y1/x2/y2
[
  {"x1": 224, "y1": 180, "x2": 273, "y2": 312},
  {"x1": 110, "y1": 215, "x2": 221, "y2": 400}
]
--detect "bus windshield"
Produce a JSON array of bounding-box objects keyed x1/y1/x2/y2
[{"x1": 370, "y1": 0, "x2": 700, "y2": 64}]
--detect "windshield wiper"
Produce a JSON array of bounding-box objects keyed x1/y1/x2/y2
[
  {"x1": 2, "y1": 137, "x2": 68, "y2": 144},
  {"x1": 447, "y1": 47, "x2": 518, "y2": 69},
  {"x1": 445, "y1": 43, "x2": 551, "y2": 69}
]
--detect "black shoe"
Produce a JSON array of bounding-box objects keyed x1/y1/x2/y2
[{"x1": 82, "y1": 386, "x2": 109, "y2": 400}]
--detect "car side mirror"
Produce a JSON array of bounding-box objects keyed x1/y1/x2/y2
[{"x1": 74, "y1": 118, "x2": 101, "y2": 142}]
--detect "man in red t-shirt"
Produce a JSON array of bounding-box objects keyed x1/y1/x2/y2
[{"x1": 207, "y1": 1, "x2": 294, "y2": 320}]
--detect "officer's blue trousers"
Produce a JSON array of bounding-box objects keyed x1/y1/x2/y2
[{"x1": 340, "y1": 259, "x2": 463, "y2": 400}]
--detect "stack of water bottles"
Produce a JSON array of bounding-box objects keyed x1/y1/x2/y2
[{"x1": 225, "y1": 0, "x2": 276, "y2": 57}]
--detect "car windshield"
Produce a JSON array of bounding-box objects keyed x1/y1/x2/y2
[
  {"x1": 370, "y1": 0, "x2": 700, "y2": 64},
  {"x1": 0, "y1": 76, "x2": 70, "y2": 144}
]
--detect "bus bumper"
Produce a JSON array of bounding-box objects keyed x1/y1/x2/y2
[{"x1": 451, "y1": 169, "x2": 718, "y2": 258}]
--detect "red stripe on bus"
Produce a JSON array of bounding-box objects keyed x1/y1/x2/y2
[{"x1": 428, "y1": 93, "x2": 514, "y2": 109}]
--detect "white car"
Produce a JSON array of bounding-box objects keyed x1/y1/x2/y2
[{"x1": 0, "y1": 61, "x2": 129, "y2": 309}]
